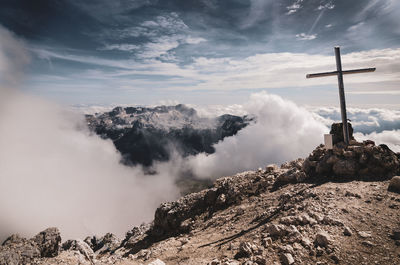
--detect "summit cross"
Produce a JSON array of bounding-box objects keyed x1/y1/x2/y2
[{"x1": 306, "y1": 46, "x2": 376, "y2": 145}]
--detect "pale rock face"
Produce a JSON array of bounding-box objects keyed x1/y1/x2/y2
[{"x1": 148, "y1": 259, "x2": 166, "y2": 265}]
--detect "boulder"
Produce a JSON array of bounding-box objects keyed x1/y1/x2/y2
[
  {"x1": 32, "y1": 227, "x2": 61, "y2": 258},
  {"x1": 388, "y1": 176, "x2": 400, "y2": 193},
  {"x1": 265, "y1": 224, "x2": 286, "y2": 237},
  {"x1": 330, "y1": 122, "x2": 354, "y2": 145},
  {"x1": 94, "y1": 233, "x2": 121, "y2": 254},
  {"x1": 0, "y1": 234, "x2": 41, "y2": 265},
  {"x1": 343, "y1": 227, "x2": 352, "y2": 236},
  {"x1": 62, "y1": 239, "x2": 94, "y2": 260},
  {"x1": 235, "y1": 241, "x2": 258, "y2": 258},
  {"x1": 315, "y1": 231, "x2": 330, "y2": 247},
  {"x1": 280, "y1": 253, "x2": 295, "y2": 265}
]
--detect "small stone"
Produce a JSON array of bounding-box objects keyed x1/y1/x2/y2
[
  {"x1": 331, "y1": 254, "x2": 340, "y2": 264},
  {"x1": 392, "y1": 228, "x2": 400, "y2": 240},
  {"x1": 148, "y1": 259, "x2": 166, "y2": 265},
  {"x1": 266, "y1": 224, "x2": 285, "y2": 237},
  {"x1": 266, "y1": 164, "x2": 278, "y2": 173},
  {"x1": 301, "y1": 238, "x2": 312, "y2": 249},
  {"x1": 216, "y1": 194, "x2": 227, "y2": 206},
  {"x1": 180, "y1": 238, "x2": 189, "y2": 245},
  {"x1": 280, "y1": 253, "x2": 294, "y2": 265},
  {"x1": 252, "y1": 255, "x2": 267, "y2": 265},
  {"x1": 362, "y1": 240, "x2": 375, "y2": 247},
  {"x1": 357, "y1": 231, "x2": 371, "y2": 238},
  {"x1": 261, "y1": 237, "x2": 273, "y2": 247},
  {"x1": 235, "y1": 242, "x2": 256, "y2": 258},
  {"x1": 388, "y1": 176, "x2": 400, "y2": 193},
  {"x1": 344, "y1": 226, "x2": 352, "y2": 236},
  {"x1": 315, "y1": 231, "x2": 330, "y2": 247},
  {"x1": 316, "y1": 246, "x2": 324, "y2": 256},
  {"x1": 208, "y1": 259, "x2": 221, "y2": 265}
]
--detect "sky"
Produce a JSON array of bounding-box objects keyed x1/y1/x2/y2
[{"x1": 1, "y1": 0, "x2": 400, "y2": 107}]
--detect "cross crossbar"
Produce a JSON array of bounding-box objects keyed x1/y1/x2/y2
[
  {"x1": 306, "y1": 47, "x2": 376, "y2": 145},
  {"x1": 306, "y1": 68, "x2": 376, "y2": 79}
]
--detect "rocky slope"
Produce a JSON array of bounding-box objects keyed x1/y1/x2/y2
[
  {"x1": 2, "y1": 124, "x2": 400, "y2": 265},
  {"x1": 86, "y1": 104, "x2": 252, "y2": 166}
]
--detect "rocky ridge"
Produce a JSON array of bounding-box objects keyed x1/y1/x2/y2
[
  {"x1": 2, "y1": 123, "x2": 400, "y2": 265},
  {"x1": 86, "y1": 104, "x2": 252, "y2": 166}
]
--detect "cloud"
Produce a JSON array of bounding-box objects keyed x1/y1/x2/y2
[
  {"x1": 354, "y1": 130, "x2": 400, "y2": 152},
  {"x1": 0, "y1": 25, "x2": 179, "y2": 242},
  {"x1": 97, "y1": 13, "x2": 205, "y2": 61},
  {"x1": 286, "y1": 0, "x2": 303, "y2": 15},
  {"x1": 240, "y1": 0, "x2": 273, "y2": 29},
  {"x1": 296, "y1": 33, "x2": 317, "y2": 40},
  {"x1": 317, "y1": 2, "x2": 335, "y2": 10},
  {"x1": 187, "y1": 92, "x2": 328, "y2": 178},
  {"x1": 99, "y1": 44, "x2": 140, "y2": 52},
  {"x1": 31, "y1": 46, "x2": 400, "y2": 98},
  {"x1": 311, "y1": 107, "x2": 400, "y2": 134},
  {"x1": 0, "y1": 26, "x2": 30, "y2": 90}
]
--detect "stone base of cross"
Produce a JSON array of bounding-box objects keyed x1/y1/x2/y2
[{"x1": 306, "y1": 47, "x2": 376, "y2": 145}]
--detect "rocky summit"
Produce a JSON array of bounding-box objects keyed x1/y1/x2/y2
[
  {"x1": 86, "y1": 104, "x2": 252, "y2": 166},
  {"x1": 2, "y1": 123, "x2": 400, "y2": 265}
]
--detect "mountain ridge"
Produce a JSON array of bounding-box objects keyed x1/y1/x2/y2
[
  {"x1": 2, "y1": 129, "x2": 400, "y2": 265},
  {"x1": 86, "y1": 104, "x2": 252, "y2": 167}
]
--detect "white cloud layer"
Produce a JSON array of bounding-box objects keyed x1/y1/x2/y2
[
  {"x1": 32, "y1": 45, "x2": 400, "y2": 96},
  {"x1": 0, "y1": 26, "x2": 179, "y2": 242},
  {"x1": 187, "y1": 92, "x2": 328, "y2": 178},
  {"x1": 354, "y1": 130, "x2": 400, "y2": 152},
  {"x1": 311, "y1": 107, "x2": 400, "y2": 134}
]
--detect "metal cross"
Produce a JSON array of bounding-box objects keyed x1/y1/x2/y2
[{"x1": 306, "y1": 46, "x2": 376, "y2": 145}]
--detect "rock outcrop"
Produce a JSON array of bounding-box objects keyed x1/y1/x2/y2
[
  {"x1": 0, "y1": 228, "x2": 61, "y2": 265},
  {"x1": 329, "y1": 122, "x2": 354, "y2": 145},
  {"x1": 303, "y1": 141, "x2": 400, "y2": 180}
]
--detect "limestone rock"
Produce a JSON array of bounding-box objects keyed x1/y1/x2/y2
[
  {"x1": 343, "y1": 227, "x2": 352, "y2": 236},
  {"x1": 94, "y1": 233, "x2": 121, "y2": 254},
  {"x1": 266, "y1": 224, "x2": 286, "y2": 237},
  {"x1": 32, "y1": 227, "x2": 61, "y2": 258},
  {"x1": 315, "y1": 231, "x2": 330, "y2": 247},
  {"x1": 148, "y1": 259, "x2": 166, "y2": 265},
  {"x1": 303, "y1": 138, "x2": 400, "y2": 180},
  {"x1": 280, "y1": 253, "x2": 295, "y2": 265},
  {"x1": 235, "y1": 241, "x2": 260, "y2": 258},
  {"x1": 62, "y1": 239, "x2": 94, "y2": 260}
]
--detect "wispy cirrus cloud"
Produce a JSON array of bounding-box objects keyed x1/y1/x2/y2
[
  {"x1": 30, "y1": 46, "x2": 400, "y2": 100},
  {"x1": 286, "y1": 0, "x2": 303, "y2": 15}
]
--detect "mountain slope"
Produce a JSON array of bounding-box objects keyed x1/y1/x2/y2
[
  {"x1": 86, "y1": 104, "x2": 252, "y2": 166},
  {"x1": 3, "y1": 137, "x2": 400, "y2": 265}
]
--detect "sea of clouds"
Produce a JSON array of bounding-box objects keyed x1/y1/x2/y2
[{"x1": 0, "y1": 25, "x2": 398, "y2": 242}]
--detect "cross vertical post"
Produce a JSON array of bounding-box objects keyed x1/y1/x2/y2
[
  {"x1": 334, "y1": 47, "x2": 350, "y2": 145},
  {"x1": 306, "y1": 47, "x2": 376, "y2": 146}
]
